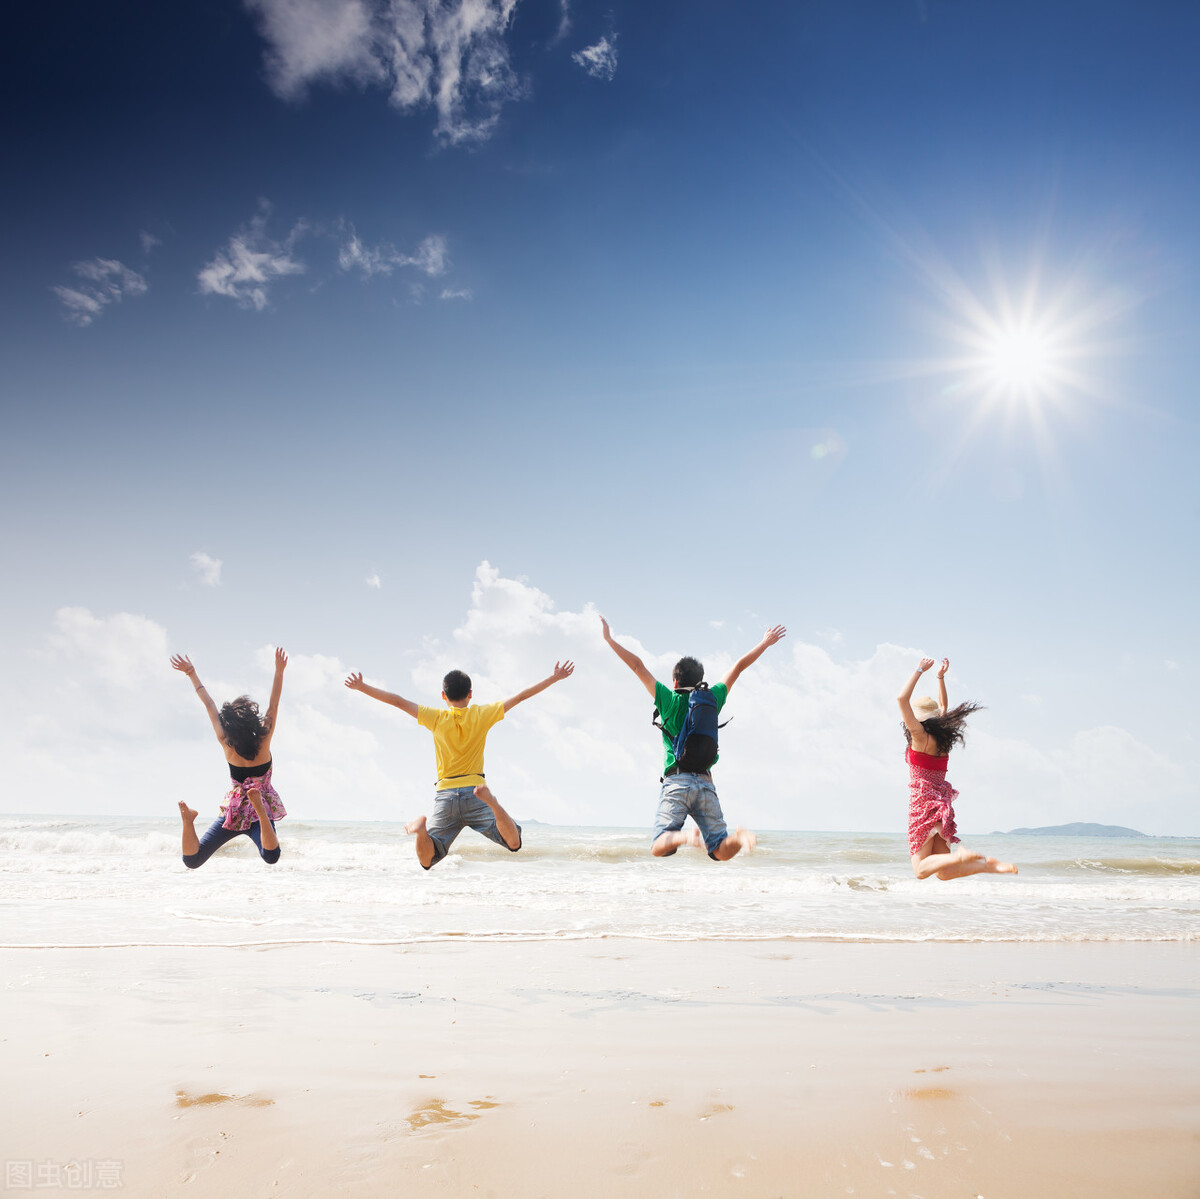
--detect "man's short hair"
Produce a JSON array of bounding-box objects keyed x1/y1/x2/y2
[
  {"x1": 442, "y1": 670, "x2": 472, "y2": 702},
  {"x1": 672, "y1": 657, "x2": 704, "y2": 689}
]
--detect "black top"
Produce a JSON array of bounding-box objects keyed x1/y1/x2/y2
[{"x1": 229, "y1": 759, "x2": 272, "y2": 783}]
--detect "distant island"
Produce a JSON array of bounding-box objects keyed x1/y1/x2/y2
[{"x1": 998, "y1": 822, "x2": 1146, "y2": 838}]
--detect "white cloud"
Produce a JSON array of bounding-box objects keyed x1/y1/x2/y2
[
  {"x1": 339, "y1": 230, "x2": 447, "y2": 278},
  {"x1": 572, "y1": 33, "x2": 617, "y2": 81},
  {"x1": 197, "y1": 204, "x2": 306, "y2": 310},
  {"x1": 53, "y1": 259, "x2": 148, "y2": 327},
  {"x1": 139, "y1": 231, "x2": 162, "y2": 254},
  {"x1": 550, "y1": 0, "x2": 571, "y2": 45},
  {"x1": 190, "y1": 552, "x2": 223, "y2": 586},
  {"x1": 6, "y1": 571, "x2": 1198, "y2": 832},
  {"x1": 1165, "y1": 659, "x2": 1181, "y2": 672},
  {"x1": 439, "y1": 286, "x2": 473, "y2": 301},
  {"x1": 365, "y1": 573, "x2": 382, "y2": 589},
  {"x1": 245, "y1": 0, "x2": 525, "y2": 145}
]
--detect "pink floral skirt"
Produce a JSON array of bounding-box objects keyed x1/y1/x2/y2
[
  {"x1": 907, "y1": 769, "x2": 959, "y2": 856},
  {"x1": 221, "y1": 769, "x2": 287, "y2": 832}
]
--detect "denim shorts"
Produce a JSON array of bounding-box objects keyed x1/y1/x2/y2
[
  {"x1": 652, "y1": 773, "x2": 728, "y2": 859},
  {"x1": 424, "y1": 786, "x2": 522, "y2": 869}
]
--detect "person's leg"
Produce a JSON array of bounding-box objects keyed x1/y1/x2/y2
[
  {"x1": 246, "y1": 790, "x2": 279, "y2": 854},
  {"x1": 179, "y1": 802, "x2": 200, "y2": 858},
  {"x1": 653, "y1": 826, "x2": 702, "y2": 854},
  {"x1": 651, "y1": 781, "x2": 695, "y2": 856},
  {"x1": 911, "y1": 831, "x2": 1016, "y2": 880},
  {"x1": 472, "y1": 785, "x2": 522, "y2": 851},
  {"x1": 182, "y1": 817, "x2": 239, "y2": 869},
  {"x1": 412, "y1": 791, "x2": 459, "y2": 870},
  {"x1": 690, "y1": 780, "x2": 754, "y2": 861},
  {"x1": 405, "y1": 816, "x2": 439, "y2": 869},
  {"x1": 710, "y1": 828, "x2": 757, "y2": 861},
  {"x1": 245, "y1": 817, "x2": 281, "y2": 865}
]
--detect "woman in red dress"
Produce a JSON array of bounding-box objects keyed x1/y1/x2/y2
[{"x1": 898, "y1": 657, "x2": 1017, "y2": 881}]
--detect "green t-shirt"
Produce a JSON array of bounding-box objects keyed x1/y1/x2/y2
[{"x1": 654, "y1": 681, "x2": 728, "y2": 774}]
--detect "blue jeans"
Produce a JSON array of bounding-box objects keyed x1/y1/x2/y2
[
  {"x1": 424, "y1": 786, "x2": 522, "y2": 869},
  {"x1": 184, "y1": 817, "x2": 280, "y2": 868},
  {"x1": 652, "y1": 773, "x2": 728, "y2": 858}
]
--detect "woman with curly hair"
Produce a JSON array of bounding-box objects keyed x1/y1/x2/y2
[
  {"x1": 898, "y1": 657, "x2": 1017, "y2": 881},
  {"x1": 170, "y1": 648, "x2": 288, "y2": 868}
]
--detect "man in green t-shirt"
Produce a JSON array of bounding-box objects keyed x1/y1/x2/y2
[{"x1": 600, "y1": 616, "x2": 786, "y2": 860}]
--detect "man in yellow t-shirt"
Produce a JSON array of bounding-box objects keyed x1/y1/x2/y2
[{"x1": 345, "y1": 661, "x2": 575, "y2": 868}]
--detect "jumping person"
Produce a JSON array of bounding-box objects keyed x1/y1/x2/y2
[
  {"x1": 898, "y1": 657, "x2": 1017, "y2": 880},
  {"x1": 601, "y1": 616, "x2": 786, "y2": 860},
  {"x1": 171, "y1": 648, "x2": 288, "y2": 869},
  {"x1": 344, "y1": 661, "x2": 574, "y2": 869}
]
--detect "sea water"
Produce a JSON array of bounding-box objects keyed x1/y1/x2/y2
[{"x1": 1, "y1": 815, "x2": 1197, "y2": 946}]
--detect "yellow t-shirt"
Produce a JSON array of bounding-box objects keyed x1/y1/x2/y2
[{"x1": 416, "y1": 701, "x2": 506, "y2": 791}]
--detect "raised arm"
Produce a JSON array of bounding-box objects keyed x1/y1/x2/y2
[
  {"x1": 600, "y1": 616, "x2": 656, "y2": 698},
  {"x1": 936, "y1": 657, "x2": 949, "y2": 714},
  {"x1": 344, "y1": 672, "x2": 419, "y2": 718},
  {"x1": 503, "y1": 661, "x2": 575, "y2": 713},
  {"x1": 897, "y1": 658, "x2": 936, "y2": 742},
  {"x1": 722, "y1": 625, "x2": 787, "y2": 691},
  {"x1": 171, "y1": 654, "x2": 225, "y2": 744},
  {"x1": 263, "y1": 647, "x2": 288, "y2": 734}
]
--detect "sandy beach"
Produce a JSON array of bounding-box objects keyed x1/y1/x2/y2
[{"x1": 3, "y1": 939, "x2": 1197, "y2": 1197}]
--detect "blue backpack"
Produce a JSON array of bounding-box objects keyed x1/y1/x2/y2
[{"x1": 653, "y1": 683, "x2": 727, "y2": 774}]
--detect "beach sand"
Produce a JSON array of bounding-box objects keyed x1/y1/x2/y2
[{"x1": 2, "y1": 940, "x2": 1198, "y2": 1197}]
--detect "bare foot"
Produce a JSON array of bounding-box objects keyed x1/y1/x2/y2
[
  {"x1": 474, "y1": 784, "x2": 497, "y2": 806},
  {"x1": 405, "y1": 815, "x2": 428, "y2": 836},
  {"x1": 684, "y1": 826, "x2": 702, "y2": 849},
  {"x1": 985, "y1": 857, "x2": 1019, "y2": 875},
  {"x1": 735, "y1": 827, "x2": 757, "y2": 853},
  {"x1": 950, "y1": 848, "x2": 985, "y2": 865},
  {"x1": 178, "y1": 801, "x2": 198, "y2": 823}
]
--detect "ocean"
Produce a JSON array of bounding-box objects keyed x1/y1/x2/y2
[{"x1": 2, "y1": 815, "x2": 1197, "y2": 946}]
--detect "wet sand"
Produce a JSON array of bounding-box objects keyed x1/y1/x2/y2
[{"x1": 2, "y1": 940, "x2": 1198, "y2": 1197}]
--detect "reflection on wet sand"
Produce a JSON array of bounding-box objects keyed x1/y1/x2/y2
[
  {"x1": 406, "y1": 1096, "x2": 502, "y2": 1130},
  {"x1": 174, "y1": 1089, "x2": 274, "y2": 1108}
]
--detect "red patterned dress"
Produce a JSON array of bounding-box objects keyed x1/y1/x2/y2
[{"x1": 906, "y1": 747, "x2": 959, "y2": 856}]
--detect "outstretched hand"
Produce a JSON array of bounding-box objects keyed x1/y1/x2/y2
[
  {"x1": 344, "y1": 672, "x2": 365, "y2": 691},
  {"x1": 761, "y1": 624, "x2": 787, "y2": 648},
  {"x1": 552, "y1": 660, "x2": 575, "y2": 682},
  {"x1": 937, "y1": 657, "x2": 949, "y2": 679},
  {"x1": 275, "y1": 647, "x2": 289, "y2": 672},
  {"x1": 918, "y1": 657, "x2": 935, "y2": 673},
  {"x1": 170, "y1": 654, "x2": 196, "y2": 677},
  {"x1": 599, "y1": 615, "x2": 613, "y2": 642}
]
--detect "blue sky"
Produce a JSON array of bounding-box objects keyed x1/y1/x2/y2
[{"x1": 2, "y1": 0, "x2": 1197, "y2": 832}]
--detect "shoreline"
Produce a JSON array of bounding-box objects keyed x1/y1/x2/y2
[{"x1": 3, "y1": 939, "x2": 1198, "y2": 1196}]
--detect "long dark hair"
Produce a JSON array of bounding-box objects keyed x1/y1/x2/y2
[
  {"x1": 219, "y1": 695, "x2": 267, "y2": 760},
  {"x1": 903, "y1": 701, "x2": 984, "y2": 757}
]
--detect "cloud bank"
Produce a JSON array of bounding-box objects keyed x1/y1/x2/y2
[
  {"x1": 244, "y1": 0, "x2": 525, "y2": 144},
  {"x1": 5, "y1": 566, "x2": 1197, "y2": 835},
  {"x1": 198, "y1": 206, "x2": 456, "y2": 309},
  {"x1": 197, "y1": 204, "x2": 306, "y2": 310},
  {"x1": 338, "y1": 229, "x2": 447, "y2": 279},
  {"x1": 53, "y1": 259, "x2": 148, "y2": 326}
]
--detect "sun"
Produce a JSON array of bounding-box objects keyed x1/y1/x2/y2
[
  {"x1": 984, "y1": 324, "x2": 1057, "y2": 393},
  {"x1": 916, "y1": 257, "x2": 1120, "y2": 418}
]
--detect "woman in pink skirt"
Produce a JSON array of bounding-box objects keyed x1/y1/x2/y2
[
  {"x1": 171, "y1": 648, "x2": 288, "y2": 868},
  {"x1": 898, "y1": 657, "x2": 1017, "y2": 881}
]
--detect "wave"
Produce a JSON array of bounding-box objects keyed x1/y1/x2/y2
[
  {"x1": 1045, "y1": 857, "x2": 1200, "y2": 877},
  {"x1": 0, "y1": 830, "x2": 177, "y2": 856}
]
